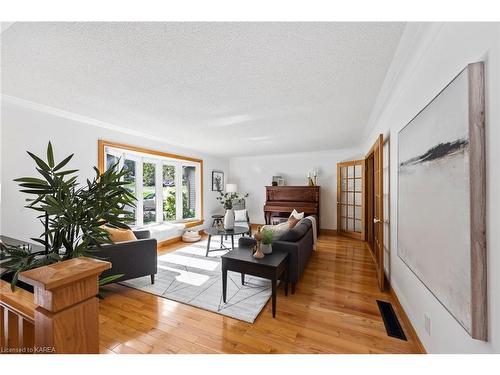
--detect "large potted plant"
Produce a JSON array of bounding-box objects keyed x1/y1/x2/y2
[{"x1": 0, "y1": 142, "x2": 136, "y2": 290}]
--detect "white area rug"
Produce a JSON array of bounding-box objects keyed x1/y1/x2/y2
[{"x1": 121, "y1": 237, "x2": 272, "y2": 323}]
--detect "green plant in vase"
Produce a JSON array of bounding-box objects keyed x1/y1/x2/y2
[{"x1": 216, "y1": 190, "x2": 248, "y2": 230}]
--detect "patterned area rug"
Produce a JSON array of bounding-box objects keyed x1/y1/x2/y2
[{"x1": 121, "y1": 237, "x2": 272, "y2": 323}]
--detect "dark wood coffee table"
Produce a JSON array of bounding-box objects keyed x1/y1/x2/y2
[
  {"x1": 221, "y1": 247, "x2": 289, "y2": 318},
  {"x1": 204, "y1": 226, "x2": 248, "y2": 256}
]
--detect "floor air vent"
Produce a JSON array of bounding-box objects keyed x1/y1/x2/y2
[{"x1": 376, "y1": 300, "x2": 407, "y2": 341}]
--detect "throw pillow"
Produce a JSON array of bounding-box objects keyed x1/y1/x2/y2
[
  {"x1": 103, "y1": 226, "x2": 137, "y2": 243},
  {"x1": 234, "y1": 209, "x2": 247, "y2": 222},
  {"x1": 261, "y1": 222, "x2": 289, "y2": 241},
  {"x1": 289, "y1": 209, "x2": 304, "y2": 220},
  {"x1": 288, "y1": 217, "x2": 300, "y2": 228}
]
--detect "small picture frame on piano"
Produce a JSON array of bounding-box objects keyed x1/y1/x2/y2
[{"x1": 272, "y1": 175, "x2": 285, "y2": 186}]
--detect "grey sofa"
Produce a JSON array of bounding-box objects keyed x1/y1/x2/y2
[
  {"x1": 239, "y1": 218, "x2": 314, "y2": 293},
  {"x1": 92, "y1": 229, "x2": 158, "y2": 284}
]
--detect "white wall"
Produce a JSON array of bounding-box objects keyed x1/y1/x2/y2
[
  {"x1": 0, "y1": 99, "x2": 229, "y2": 242},
  {"x1": 363, "y1": 23, "x2": 500, "y2": 353},
  {"x1": 229, "y1": 148, "x2": 360, "y2": 229}
]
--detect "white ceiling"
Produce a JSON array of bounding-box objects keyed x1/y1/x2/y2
[{"x1": 1, "y1": 22, "x2": 405, "y2": 157}]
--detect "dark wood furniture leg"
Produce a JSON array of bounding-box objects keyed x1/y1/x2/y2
[
  {"x1": 151, "y1": 274, "x2": 155, "y2": 284},
  {"x1": 206, "y1": 235, "x2": 212, "y2": 257},
  {"x1": 271, "y1": 276, "x2": 277, "y2": 318},
  {"x1": 231, "y1": 235, "x2": 234, "y2": 250},
  {"x1": 241, "y1": 273, "x2": 245, "y2": 285},
  {"x1": 222, "y1": 267, "x2": 227, "y2": 303},
  {"x1": 284, "y1": 268, "x2": 288, "y2": 296}
]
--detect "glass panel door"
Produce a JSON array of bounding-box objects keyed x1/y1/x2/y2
[{"x1": 337, "y1": 160, "x2": 364, "y2": 240}]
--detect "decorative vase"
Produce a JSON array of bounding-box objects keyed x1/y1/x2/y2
[
  {"x1": 224, "y1": 208, "x2": 235, "y2": 230},
  {"x1": 253, "y1": 243, "x2": 265, "y2": 259},
  {"x1": 261, "y1": 243, "x2": 272, "y2": 254}
]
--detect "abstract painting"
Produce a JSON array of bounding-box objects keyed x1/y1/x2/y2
[{"x1": 397, "y1": 62, "x2": 486, "y2": 340}]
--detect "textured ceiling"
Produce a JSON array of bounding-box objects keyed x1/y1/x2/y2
[{"x1": 1, "y1": 22, "x2": 405, "y2": 157}]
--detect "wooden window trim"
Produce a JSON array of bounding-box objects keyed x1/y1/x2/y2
[{"x1": 98, "y1": 140, "x2": 204, "y2": 228}]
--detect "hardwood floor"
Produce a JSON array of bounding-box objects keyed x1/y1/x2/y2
[{"x1": 98, "y1": 234, "x2": 424, "y2": 354}]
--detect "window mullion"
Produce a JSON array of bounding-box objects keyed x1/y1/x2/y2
[
  {"x1": 136, "y1": 160, "x2": 144, "y2": 227},
  {"x1": 196, "y1": 166, "x2": 201, "y2": 220},
  {"x1": 155, "y1": 161, "x2": 163, "y2": 224},
  {"x1": 175, "y1": 164, "x2": 183, "y2": 221}
]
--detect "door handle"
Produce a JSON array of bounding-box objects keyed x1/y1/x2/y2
[{"x1": 373, "y1": 218, "x2": 381, "y2": 224}]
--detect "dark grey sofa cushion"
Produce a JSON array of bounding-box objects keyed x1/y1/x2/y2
[{"x1": 279, "y1": 218, "x2": 312, "y2": 242}]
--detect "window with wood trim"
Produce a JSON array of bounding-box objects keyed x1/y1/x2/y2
[{"x1": 99, "y1": 141, "x2": 203, "y2": 228}]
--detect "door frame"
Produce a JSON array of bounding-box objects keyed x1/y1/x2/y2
[
  {"x1": 365, "y1": 134, "x2": 385, "y2": 291},
  {"x1": 336, "y1": 159, "x2": 365, "y2": 241}
]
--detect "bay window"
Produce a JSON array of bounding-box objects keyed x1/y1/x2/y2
[{"x1": 98, "y1": 141, "x2": 203, "y2": 228}]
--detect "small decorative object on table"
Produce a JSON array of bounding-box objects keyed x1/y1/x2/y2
[
  {"x1": 252, "y1": 244, "x2": 265, "y2": 259},
  {"x1": 224, "y1": 208, "x2": 235, "y2": 230},
  {"x1": 252, "y1": 226, "x2": 265, "y2": 258},
  {"x1": 216, "y1": 184, "x2": 248, "y2": 230},
  {"x1": 307, "y1": 171, "x2": 314, "y2": 186},
  {"x1": 261, "y1": 228, "x2": 273, "y2": 254}
]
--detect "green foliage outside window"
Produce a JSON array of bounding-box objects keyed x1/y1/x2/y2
[
  {"x1": 163, "y1": 190, "x2": 195, "y2": 220},
  {"x1": 143, "y1": 162, "x2": 155, "y2": 185}
]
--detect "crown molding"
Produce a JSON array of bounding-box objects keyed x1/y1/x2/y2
[
  {"x1": 1, "y1": 94, "x2": 173, "y2": 144},
  {"x1": 1, "y1": 94, "x2": 229, "y2": 160}
]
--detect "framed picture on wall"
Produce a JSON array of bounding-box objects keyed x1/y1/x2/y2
[
  {"x1": 212, "y1": 171, "x2": 224, "y2": 191},
  {"x1": 397, "y1": 62, "x2": 486, "y2": 341}
]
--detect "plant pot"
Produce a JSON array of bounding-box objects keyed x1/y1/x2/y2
[
  {"x1": 224, "y1": 208, "x2": 235, "y2": 230},
  {"x1": 261, "y1": 243, "x2": 272, "y2": 255}
]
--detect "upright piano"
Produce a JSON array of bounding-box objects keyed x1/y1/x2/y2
[{"x1": 263, "y1": 186, "x2": 320, "y2": 232}]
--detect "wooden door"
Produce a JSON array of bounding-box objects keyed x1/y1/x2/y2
[
  {"x1": 365, "y1": 134, "x2": 384, "y2": 291},
  {"x1": 336, "y1": 160, "x2": 365, "y2": 240}
]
